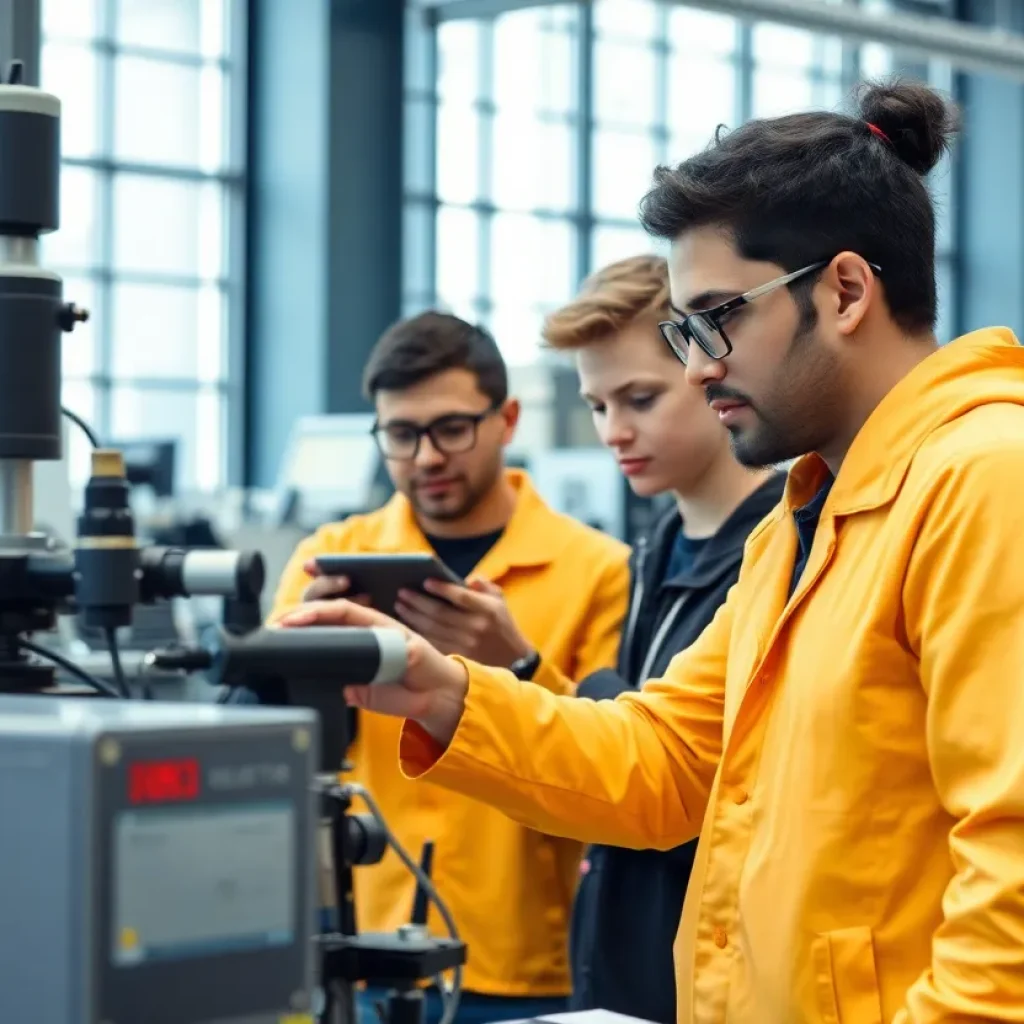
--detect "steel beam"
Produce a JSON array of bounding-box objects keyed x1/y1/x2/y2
[{"x1": 416, "y1": 0, "x2": 1024, "y2": 81}]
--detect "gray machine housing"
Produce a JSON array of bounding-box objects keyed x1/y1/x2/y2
[{"x1": 0, "y1": 697, "x2": 319, "y2": 1024}]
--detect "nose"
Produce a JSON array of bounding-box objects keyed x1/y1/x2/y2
[
  {"x1": 602, "y1": 408, "x2": 635, "y2": 450},
  {"x1": 413, "y1": 435, "x2": 446, "y2": 469},
  {"x1": 685, "y1": 343, "x2": 727, "y2": 388}
]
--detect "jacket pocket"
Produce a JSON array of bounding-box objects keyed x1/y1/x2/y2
[{"x1": 811, "y1": 927, "x2": 883, "y2": 1024}]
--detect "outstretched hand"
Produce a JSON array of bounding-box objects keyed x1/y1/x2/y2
[{"x1": 277, "y1": 598, "x2": 468, "y2": 746}]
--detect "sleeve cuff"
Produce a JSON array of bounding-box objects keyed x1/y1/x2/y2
[
  {"x1": 399, "y1": 719, "x2": 447, "y2": 777},
  {"x1": 398, "y1": 656, "x2": 518, "y2": 781}
]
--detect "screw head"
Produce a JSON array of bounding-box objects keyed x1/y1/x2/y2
[{"x1": 98, "y1": 738, "x2": 121, "y2": 766}]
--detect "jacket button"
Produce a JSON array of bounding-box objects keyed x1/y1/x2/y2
[
  {"x1": 713, "y1": 927, "x2": 728, "y2": 949},
  {"x1": 733, "y1": 788, "x2": 749, "y2": 805}
]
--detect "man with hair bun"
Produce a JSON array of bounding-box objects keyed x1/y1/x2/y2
[{"x1": 283, "y1": 80, "x2": 1024, "y2": 1022}]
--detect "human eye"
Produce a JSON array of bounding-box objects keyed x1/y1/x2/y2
[
  {"x1": 434, "y1": 418, "x2": 473, "y2": 442},
  {"x1": 630, "y1": 393, "x2": 658, "y2": 411}
]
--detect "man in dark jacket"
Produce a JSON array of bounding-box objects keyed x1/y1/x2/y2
[{"x1": 542, "y1": 255, "x2": 787, "y2": 1024}]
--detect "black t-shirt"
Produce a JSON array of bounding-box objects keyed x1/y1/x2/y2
[
  {"x1": 789, "y1": 475, "x2": 835, "y2": 597},
  {"x1": 425, "y1": 528, "x2": 504, "y2": 580},
  {"x1": 663, "y1": 531, "x2": 709, "y2": 583}
]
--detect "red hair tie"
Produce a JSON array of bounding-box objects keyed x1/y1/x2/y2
[{"x1": 866, "y1": 122, "x2": 892, "y2": 145}]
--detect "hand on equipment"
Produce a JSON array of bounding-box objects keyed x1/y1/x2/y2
[
  {"x1": 393, "y1": 576, "x2": 534, "y2": 668},
  {"x1": 301, "y1": 559, "x2": 371, "y2": 605},
  {"x1": 279, "y1": 600, "x2": 468, "y2": 746}
]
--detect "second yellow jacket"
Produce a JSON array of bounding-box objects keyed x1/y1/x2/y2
[
  {"x1": 401, "y1": 330, "x2": 1024, "y2": 1023},
  {"x1": 271, "y1": 469, "x2": 630, "y2": 996}
]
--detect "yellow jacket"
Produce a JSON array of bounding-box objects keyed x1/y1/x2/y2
[
  {"x1": 401, "y1": 329, "x2": 1024, "y2": 1022},
  {"x1": 271, "y1": 469, "x2": 630, "y2": 995}
]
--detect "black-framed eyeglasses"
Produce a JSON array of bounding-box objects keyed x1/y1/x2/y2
[
  {"x1": 658, "y1": 259, "x2": 883, "y2": 366},
  {"x1": 371, "y1": 403, "x2": 501, "y2": 461}
]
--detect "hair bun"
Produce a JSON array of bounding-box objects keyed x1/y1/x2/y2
[{"x1": 857, "y1": 78, "x2": 959, "y2": 175}]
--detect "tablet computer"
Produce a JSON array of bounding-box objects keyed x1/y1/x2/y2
[{"x1": 313, "y1": 553, "x2": 464, "y2": 616}]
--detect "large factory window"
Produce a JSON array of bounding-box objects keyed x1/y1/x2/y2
[
  {"x1": 41, "y1": 0, "x2": 244, "y2": 491},
  {"x1": 430, "y1": 6, "x2": 582, "y2": 366},
  {"x1": 408, "y1": 0, "x2": 960, "y2": 367}
]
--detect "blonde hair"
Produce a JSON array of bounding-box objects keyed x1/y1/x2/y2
[{"x1": 542, "y1": 254, "x2": 671, "y2": 350}]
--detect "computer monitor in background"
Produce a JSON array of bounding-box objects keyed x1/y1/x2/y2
[
  {"x1": 531, "y1": 448, "x2": 629, "y2": 541},
  {"x1": 277, "y1": 413, "x2": 382, "y2": 526}
]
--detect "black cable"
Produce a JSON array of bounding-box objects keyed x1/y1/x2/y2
[
  {"x1": 61, "y1": 406, "x2": 100, "y2": 449},
  {"x1": 105, "y1": 626, "x2": 131, "y2": 698},
  {"x1": 17, "y1": 639, "x2": 121, "y2": 699}
]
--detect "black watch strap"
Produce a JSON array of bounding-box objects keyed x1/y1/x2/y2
[{"x1": 510, "y1": 649, "x2": 541, "y2": 681}]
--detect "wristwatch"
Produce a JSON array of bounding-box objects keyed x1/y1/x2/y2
[{"x1": 510, "y1": 649, "x2": 541, "y2": 681}]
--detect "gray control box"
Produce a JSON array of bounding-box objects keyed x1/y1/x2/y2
[{"x1": 0, "y1": 696, "x2": 319, "y2": 1024}]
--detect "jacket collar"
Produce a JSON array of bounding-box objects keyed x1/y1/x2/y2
[
  {"x1": 371, "y1": 468, "x2": 567, "y2": 577},
  {"x1": 784, "y1": 327, "x2": 1024, "y2": 516}
]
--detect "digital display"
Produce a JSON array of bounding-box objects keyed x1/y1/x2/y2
[
  {"x1": 129, "y1": 758, "x2": 200, "y2": 805},
  {"x1": 112, "y1": 803, "x2": 295, "y2": 966}
]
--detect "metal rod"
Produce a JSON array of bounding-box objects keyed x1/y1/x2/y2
[
  {"x1": 418, "y1": 0, "x2": 1024, "y2": 82},
  {"x1": 0, "y1": 460, "x2": 34, "y2": 537}
]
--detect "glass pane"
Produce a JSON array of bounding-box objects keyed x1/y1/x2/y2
[
  {"x1": 116, "y1": 0, "x2": 225, "y2": 58},
  {"x1": 752, "y1": 23, "x2": 816, "y2": 72},
  {"x1": 403, "y1": 199, "x2": 434, "y2": 299},
  {"x1": 667, "y1": 56, "x2": 738, "y2": 157},
  {"x1": 114, "y1": 58, "x2": 224, "y2": 170},
  {"x1": 111, "y1": 281, "x2": 224, "y2": 381},
  {"x1": 936, "y1": 258, "x2": 955, "y2": 346},
  {"x1": 490, "y1": 213, "x2": 576, "y2": 309},
  {"x1": 593, "y1": 130, "x2": 658, "y2": 220},
  {"x1": 487, "y1": 304, "x2": 545, "y2": 366},
  {"x1": 492, "y1": 116, "x2": 574, "y2": 213},
  {"x1": 60, "y1": 275, "x2": 99, "y2": 378},
  {"x1": 591, "y1": 224, "x2": 664, "y2": 273},
  {"x1": 751, "y1": 70, "x2": 816, "y2": 119},
  {"x1": 404, "y1": 97, "x2": 435, "y2": 195},
  {"x1": 43, "y1": 0, "x2": 99, "y2": 39},
  {"x1": 61, "y1": 380, "x2": 100, "y2": 486},
  {"x1": 405, "y1": 4, "x2": 434, "y2": 94},
  {"x1": 436, "y1": 205, "x2": 480, "y2": 316},
  {"x1": 42, "y1": 165, "x2": 100, "y2": 270},
  {"x1": 668, "y1": 8, "x2": 737, "y2": 57},
  {"x1": 437, "y1": 21, "x2": 480, "y2": 104},
  {"x1": 195, "y1": 389, "x2": 225, "y2": 490},
  {"x1": 860, "y1": 43, "x2": 892, "y2": 79},
  {"x1": 110, "y1": 386, "x2": 219, "y2": 490},
  {"x1": 494, "y1": 9, "x2": 575, "y2": 117},
  {"x1": 932, "y1": 152, "x2": 955, "y2": 255},
  {"x1": 816, "y1": 77, "x2": 845, "y2": 111},
  {"x1": 594, "y1": 0, "x2": 659, "y2": 43},
  {"x1": 41, "y1": 42, "x2": 100, "y2": 158},
  {"x1": 112, "y1": 176, "x2": 223, "y2": 278},
  {"x1": 436, "y1": 103, "x2": 481, "y2": 205},
  {"x1": 595, "y1": 40, "x2": 657, "y2": 127},
  {"x1": 818, "y1": 35, "x2": 846, "y2": 79}
]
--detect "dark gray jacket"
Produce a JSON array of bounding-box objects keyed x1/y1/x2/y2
[{"x1": 568, "y1": 473, "x2": 787, "y2": 1024}]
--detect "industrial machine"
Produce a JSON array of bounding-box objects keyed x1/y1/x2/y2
[
  {"x1": 0, "y1": 62, "x2": 466, "y2": 1024},
  {"x1": 0, "y1": 697, "x2": 320, "y2": 1024}
]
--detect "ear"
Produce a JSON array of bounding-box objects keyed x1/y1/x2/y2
[
  {"x1": 829, "y1": 252, "x2": 876, "y2": 337},
  {"x1": 499, "y1": 397, "x2": 520, "y2": 445}
]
